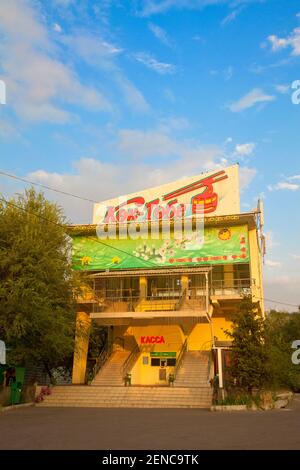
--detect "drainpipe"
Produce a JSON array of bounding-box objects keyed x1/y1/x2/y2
[{"x1": 205, "y1": 272, "x2": 215, "y2": 349}]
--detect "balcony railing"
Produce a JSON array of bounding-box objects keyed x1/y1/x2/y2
[
  {"x1": 210, "y1": 278, "x2": 253, "y2": 297},
  {"x1": 78, "y1": 279, "x2": 254, "y2": 312}
]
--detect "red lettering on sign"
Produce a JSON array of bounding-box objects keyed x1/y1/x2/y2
[{"x1": 140, "y1": 336, "x2": 165, "y2": 344}]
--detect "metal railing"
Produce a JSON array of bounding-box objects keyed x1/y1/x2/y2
[
  {"x1": 210, "y1": 278, "x2": 253, "y2": 296},
  {"x1": 122, "y1": 344, "x2": 140, "y2": 378},
  {"x1": 91, "y1": 342, "x2": 113, "y2": 381},
  {"x1": 173, "y1": 339, "x2": 188, "y2": 380},
  {"x1": 89, "y1": 279, "x2": 253, "y2": 313}
]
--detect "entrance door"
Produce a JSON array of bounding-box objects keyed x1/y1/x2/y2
[
  {"x1": 159, "y1": 367, "x2": 167, "y2": 381},
  {"x1": 159, "y1": 359, "x2": 167, "y2": 381}
]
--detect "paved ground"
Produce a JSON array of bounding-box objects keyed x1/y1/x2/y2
[{"x1": 1, "y1": 396, "x2": 300, "y2": 450}]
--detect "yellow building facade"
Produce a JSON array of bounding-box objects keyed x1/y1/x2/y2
[{"x1": 70, "y1": 164, "x2": 265, "y2": 387}]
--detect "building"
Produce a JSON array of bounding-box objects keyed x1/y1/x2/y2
[{"x1": 69, "y1": 164, "x2": 265, "y2": 391}]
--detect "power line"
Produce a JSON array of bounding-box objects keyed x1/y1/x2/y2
[
  {"x1": 253, "y1": 294, "x2": 299, "y2": 309},
  {"x1": 0, "y1": 169, "x2": 98, "y2": 203},
  {"x1": 0, "y1": 194, "x2": 299, "y2": 309},
  {"x1": 0, "y1": 196, "x2": 158, "y2": 268}
]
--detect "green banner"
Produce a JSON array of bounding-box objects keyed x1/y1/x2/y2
[
  {"x1": 71, "y1": 225, "x2": 249, "y2": 271},
  {"x1": 150, "y1": 352, "x2": 177, "y2": 357}
]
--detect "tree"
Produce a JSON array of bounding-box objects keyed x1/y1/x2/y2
[
  {"x1": 0, "y1": 189, "x2": 78, "y2": 381},
  {"x1": 265, "y1": 310, "x2": 300, "y2": 391},
  {"x1": 225, "y1": 296, "x2": 268, "y2": 392}
]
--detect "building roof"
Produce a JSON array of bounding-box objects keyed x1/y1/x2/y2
[{"x1": 67, "y1": 211, "x2": 259, "y2": 236}]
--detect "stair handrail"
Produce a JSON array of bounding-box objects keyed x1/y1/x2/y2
[
  {"x1": 92, "y1": 342, "x2": 113, "y2": 381},
  {"x1": 122, "y1": 344, "x2": 140, "y2": 378},
  {"x1": 207, "y1": 348, "x2": 214, "y2": 383},
  {"x1": 199, "y1": 340, "x2": 215, "y2": 383},
  {"x1": 173, "y1": 338, "x2": 188, "y2": 380}
]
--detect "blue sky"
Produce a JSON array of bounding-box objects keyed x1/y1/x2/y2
[{"x1": 0, "y1": 0, "x2": 300, "y2": 310}]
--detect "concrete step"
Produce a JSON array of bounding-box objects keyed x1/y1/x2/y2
[{"x1": 38, "y1": 385, "x2": 212, "y2": 408}]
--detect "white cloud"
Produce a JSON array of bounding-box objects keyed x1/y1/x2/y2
[
  {"x1": 288, "y1": 174, "x2": 300, "y2": 181},
  {"x1": 115, "y1": 75, "x2": 150, "y2": 112},
  {"x1": 268, "y1": 182, "x2": 299, "y2": 191},
  {"x1": 0, "y1": 0, "x2": 111, "y2": 123},
  {"x1": 239, "y1": 167, "x2": 257, "y2": 190},
  {"x1": 292, "y1": 254, "x2": 300, "y2": 260},
  {"x1": 62, "y1": 33, "x2": 150, "y2": 112},
  {"x1": 24, "y1": 149, "x2": 222, "y2": 223},
  {"x1": 235, "y1": 142, "x2": 255, "y2": 156},
  {"x1": 148, "y1": 22, "x2": 172, "y2": 46},
  {"x1": 267, "y1": 27, "x2": 300, "y2": 56},
  {"x1": 137, "y1": 1, "x2": 257, "y2": 16},
  {"x1": 134, "y1": 52, "x2": 176, "y2": 74},
  {"x1": 275, "y1": 84, "x2": 290, "y2": 94},
  {"x1": 228, "y1": 88, "x2": 276, "y2": 112},
  {"x1": 61, "y1": 34, "x2": 122, "y2": 71},
  {"x1": 53, "y1": 23, "x2": 62, "y2": 33},
  {"x1": 265, "y1": 260, "x2": 282, "y2": 268},
  {"x1": 221, "y1": 7, "x2": 243, "y2": 26}
]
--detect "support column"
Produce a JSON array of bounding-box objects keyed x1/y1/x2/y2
[
  {"x1": 181, "y1": 275, "x2": 189, "y2": 298},
  {"x1": 72, "y1": 311, "x2": 91, "y2": 384},
  {"x1": 139, "y1": 276, "x2": 147, "y2": 299},
  {"x1": 223, "y1": 264, "x2": 234, "y2": 289}
]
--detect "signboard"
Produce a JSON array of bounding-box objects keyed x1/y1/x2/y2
[
  {"x1": 71, "y1": 225, "x2": 249, "y2": 271},
  {"x1": 93, "y1": 164, "x2": 240, "y2": 224},
  {"x1": 150, "y1": 352, "x2": 177, "y2": 358},
  {"x1": 140, "y1": 336, "x2": 165, "y2": 344}
]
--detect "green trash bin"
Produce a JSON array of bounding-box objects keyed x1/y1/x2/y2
[
  {"x1": 10, "y1": 381, "x2": 22, "y2": 405},
  {"x1": 9, "y1": 366, "x2": 25, "y2": 405}
]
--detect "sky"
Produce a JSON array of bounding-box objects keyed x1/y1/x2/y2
[{"x1": 0, "y1": 0, "x2": 300, "y2": 311}]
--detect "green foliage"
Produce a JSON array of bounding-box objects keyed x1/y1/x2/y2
[
  {"x1": 225, "y1": 296, "x2": 268, "y2": 391},
  {"x1": 0, "y1": 189, "x2": 78, "y2": 379},
  {"x1": 265, "y1": 311, "x2": 300, "y2": 391},
  {"x1": 214, "y1": 392, "x2": 262, "y2": 407}
]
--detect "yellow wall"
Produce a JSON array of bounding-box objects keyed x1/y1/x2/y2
[
  {"x1": 188, "y1": 323, "x2": 212, "y2": 351},
  {"x1": 212, "y1": 316, "x2": 233, "y2": 342},
  {"x1": 187, "y1": 317, "x2": 232, "y2": 351},
  {"x1": 128, "y1": 324, "x2": 184, "y2": 385},
  {"x1": 249, "y1": 228, "x2": 265, "y2": 316}
]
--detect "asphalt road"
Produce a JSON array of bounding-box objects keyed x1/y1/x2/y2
[{"x1": 1, "y1": 396, "x2": 300, "y2": 450}]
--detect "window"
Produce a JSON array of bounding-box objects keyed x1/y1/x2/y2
[
  {"x1": 167, "y1": 358, "x2": 176, "y2": 367},
  {"x1": 151, "y1": 358, "x2": 160, "y2": 367}
]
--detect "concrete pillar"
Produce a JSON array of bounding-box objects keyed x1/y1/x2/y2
[
  {"x1": 139, "y1": 276, "x2": 147, "y2": 299},
  {"x1": 223, "y1": 264, "x2": 234, "y2": 289},
  {"x1": 72, "y1": 311, "x2": 91, "y2": 384},
  {"x1": 181, "y1": 275, "x2": 189, "y2": 298}
]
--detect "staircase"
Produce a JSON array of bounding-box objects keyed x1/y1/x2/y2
[
  {"x1": 92, "y1": 350, "x2": 131, "y2": 386},
  {"x1": 38, "y1": 349, "x2": 213, "y2": 409},
  {"x1": 175, "y1": 351, "x2": 210, "y2": 388},
  {"x1": 38, "y1": 386, "x2": 212, "y2": 408}
]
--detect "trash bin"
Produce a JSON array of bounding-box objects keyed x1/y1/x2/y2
[
  {"x1": 124, "y1": 373, "x2": 131, "y2": 386},
  {"x1": 168, "y1": 373, "x2": 175, "y2": 386},
  {"x1": 10, "y1": 381, "x2": 22, "y2": 405}
]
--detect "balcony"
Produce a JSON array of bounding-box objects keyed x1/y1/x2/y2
[
  {"x1": 77, "y1": 277, "x2": 254, "y2": 319},
  {"x1": 210, "y1": 278, "x2": 253, "y2": 299}
]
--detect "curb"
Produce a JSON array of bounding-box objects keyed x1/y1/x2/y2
[
  {"x1": 211, "y1": 405, "x2": 248, "y2": 411},
  {"x1": 1, "y1": 402, "x2": 35, "y2": 413}
]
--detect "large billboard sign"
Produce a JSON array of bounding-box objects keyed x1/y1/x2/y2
[
  {"x1": 93, "y1": 164, "x2": 240, "y2": 225},
  {"x1": 71, "y1": 225, "x2": 249, "y2": 271}
]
